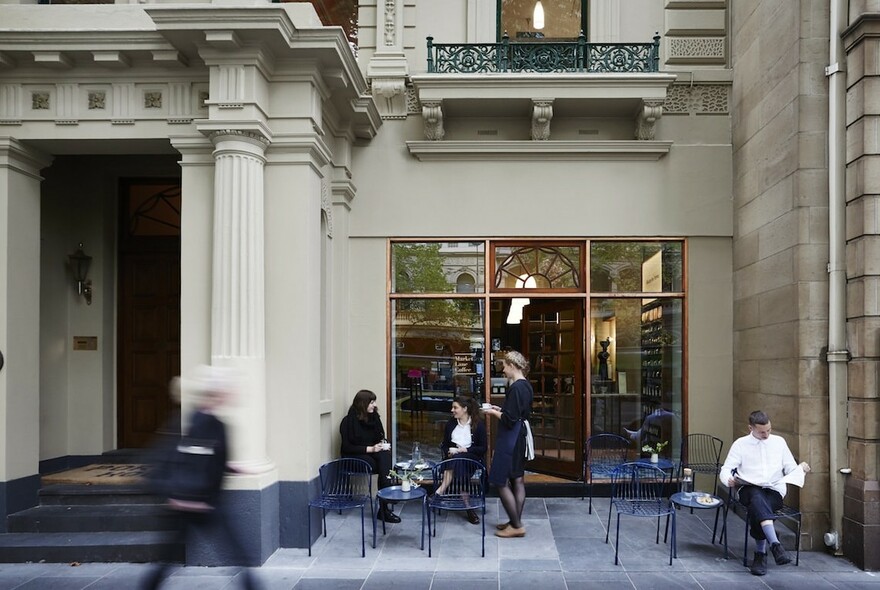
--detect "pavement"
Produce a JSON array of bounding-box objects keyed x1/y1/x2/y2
[{"x1": 0, "y1": 497, "x2": 875, "y2": 590}]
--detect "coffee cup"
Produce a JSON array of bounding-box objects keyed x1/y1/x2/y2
[{"x1": 481, "y1": 403, "x2": 492, "y2": 410}]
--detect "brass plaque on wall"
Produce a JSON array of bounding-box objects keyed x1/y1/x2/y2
[{"x1": 73, "y1": 336, "x2": 98, "y2": 351}]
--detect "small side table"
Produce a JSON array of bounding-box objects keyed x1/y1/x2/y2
[
  {"x1": 374, "y1": 485, "x2": 427, "y2": 550},
  {"x1": 634, "y1": 457, "x2": 676, "y2": 473},
  {"x1": 670, "y1": 492, "x2": 728, "y2": 558}
]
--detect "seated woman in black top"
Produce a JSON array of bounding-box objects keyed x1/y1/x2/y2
[
  {"x1": 437, "y1": 395, "x2": 487, "y2": 524},
  {"x1": 339, "y1": 389, "x2": 400, "y2": 523}
]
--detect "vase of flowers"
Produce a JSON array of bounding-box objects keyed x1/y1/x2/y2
[
  {"x1": 388, "y1": 467, "x2": 423, "y2": 492},
  {"x1": 642, "y1": 441, "x2": 668, "y2": 463}
]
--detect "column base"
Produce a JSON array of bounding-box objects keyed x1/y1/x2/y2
[
  {"x1": 842, "y1": 477, "x2": 880, "y2": 570},
  {"x1": 186, "y1": 483, "x2": 279, "y2": 566}
]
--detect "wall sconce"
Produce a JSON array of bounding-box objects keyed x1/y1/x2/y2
[
  {"x1": 533, "y1": 1, "x2": 545, "y2": 30},
  {"x1": 68, "y1": 243, "x2": 93, "y2": 305}
]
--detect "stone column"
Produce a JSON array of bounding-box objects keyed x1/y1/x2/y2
[
  {"x1": 207, "y1": 129, "x2": 273, "y2": 475},
  {"x1": 0, "y1": 138, "x2": 52, "y2": 528}
]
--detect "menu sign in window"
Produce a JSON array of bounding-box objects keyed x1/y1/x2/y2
[{"x1": 453, "y1": 352, "x2": 476, "y2": 375}]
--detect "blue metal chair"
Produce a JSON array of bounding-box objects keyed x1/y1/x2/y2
[
  {"x1": 605, "y1": 462, "x2": 676, "y2": 565},
  {"x1": 680, "y1": 433, "x2": 724, "y2": 496},
  {"x1": 582, "y1": 433, "x2": 630, "y2": 513},
  {"x1": 426, "y1": 457, "x2": 487, "y2": 557},
  {"x1": 307, "y1": 458, "x2": 375, "y2": 557}
]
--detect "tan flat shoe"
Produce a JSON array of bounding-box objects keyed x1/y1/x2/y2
[
  {"x1": 496, "y1": 521, "x2": 511, "y2": 530},
  {"x1": 494, "y1": 526, "x2": 526, "y2": 538}
]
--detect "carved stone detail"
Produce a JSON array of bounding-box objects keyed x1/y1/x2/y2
[
  {"x1": 667, "y1": 37, "x2": 726, "y2": 63},
  {"x1": 371, "y1": 77, "x2": 407, "y2": 119},
  {"x1": 206, "y1": 129, "x2": 270, "y2": 147},
  {"x1": 32, "y1": 92, "x2": 49, "y2": 110},
  {"x1": 384, "y1": 0, "x2": 396, "y2": 47},
  {"x1": 88, "y1": 91, "x2": 106, "y2": 110},
  {"x1": 405, "y1": 86, "x2": 421, "y2": 115},
  {"x1": 531, "y1": 100, "x2": 553, "y2": 140},
  {"x1": 321, "y1": 181, "x2": 334, "y2": 238},
  {"x1": 635, "y1": 100, "x2": 664, "y2": 140},
  {"x1": 664, "y1": 84, "x2": 729, "y2": 115},
  {"x1": 144, "y1": 91, "x2": 162, "y2": 109},
  {"x1": 422, "y1": 100, "x2": 444, "y2": 141}
]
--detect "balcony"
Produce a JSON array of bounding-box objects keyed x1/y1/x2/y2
[
  {"x1": 426, "y1": 33, "x2": 660, "y2": 74},
  {"x1": 408, "y1": 34, "x2": 675, "y2": 159}
]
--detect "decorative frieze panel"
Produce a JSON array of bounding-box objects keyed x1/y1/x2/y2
[
  {"x1": 0, "y1": 84, "x2": 22, "y2": 124},
  {"x1": 666, "y1": 36, "x2": 726, "y2": 64},
  {"x1": 405, "y1": 86, "x2": 420, "y2": 115},
  {"x1": 0, "y1": 81, "x2": 206, "y2": 125},
  {"x1": 215, "y1": 64, "x2": 245, "y2": 108},
  {"x1": 56, "y1": 83, "x2": 78, "y2": 125},
  {"x1": 384, "y1": 0, "x2": 397, "y2": 46},
  {"x1": 664, "y1": 84, "x2": 729, "y2": 114}
]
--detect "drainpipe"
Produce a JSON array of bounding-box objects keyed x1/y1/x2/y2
[{"x1": 824, "y1": 0, "x2": 848, "y2": 554}]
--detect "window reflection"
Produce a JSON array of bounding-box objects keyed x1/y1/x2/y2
[
  {"x1": 590, "y1": 241, "x2": 683, "y2": 293},
  {"x1": 391, "y1": 299, "x2": 485, "y2": 464},
  {"x1": 590, "y1": 297, "x2": 682, "y2": 461},
  {"x1": 392, "y1": 242, "x2": 485, "y2": 294}
]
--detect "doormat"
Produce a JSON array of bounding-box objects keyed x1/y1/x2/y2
[{"x1": 42, "y1": 463, "x2": 148, "y2": 486}]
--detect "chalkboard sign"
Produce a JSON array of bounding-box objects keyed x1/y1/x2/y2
[{"x1": 453, "y1": 352, "x2": 476, "y2": 375}]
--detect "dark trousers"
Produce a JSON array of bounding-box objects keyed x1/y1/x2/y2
[
  {"x1": 738, "y1": 485, "x2": 784, "y2": 541},
  {"x1": 345, "y1": 450, "x2": 393, "y2": 489},
  {"x1": 141, "y1": 508, "x2": 260, "y2": 590}
]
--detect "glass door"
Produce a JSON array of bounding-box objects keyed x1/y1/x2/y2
[{"x1": 520, "y1": 299, "x2": 584, "y2": 478}]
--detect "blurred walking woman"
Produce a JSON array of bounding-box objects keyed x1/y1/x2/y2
[
  {"x1": 483, "y1": 350, "x2": 533, "y2": 537},
  {"x1": 339, "y1": 389, "x2": 400, "y2": 523}
]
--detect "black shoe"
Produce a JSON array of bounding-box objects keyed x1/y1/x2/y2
[
  {"x1": 466, "y1": 509, "x2": 480, "y2": 525},
  {"x1": 750, "y1": 552, "x2": 767, "y2": 576},
  {"x1": 378, "y1": 506, "x2": 401, "y2": 524},
  {"x1": 771, "y1": 542, "x2": 791, "y2": 565}
]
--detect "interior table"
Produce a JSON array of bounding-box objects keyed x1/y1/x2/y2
[
  {"x1": 670, "y1": 491, "x2": 728, "y2": 558},
  {"x1": 374, "y1": 485, "x2": 427, "y2": 550}
]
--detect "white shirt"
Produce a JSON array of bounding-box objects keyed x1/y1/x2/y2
[
  {"x1": 451, "y1": 420, "x2": 472, "y2": 450},
  {"x1": 719, "y1": 433, "x2": 797, "y2": 498}
]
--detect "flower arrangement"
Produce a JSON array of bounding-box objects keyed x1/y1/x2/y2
[
  {"x1": 642, "y1": 441, "x2": 668, "y2": 455},
  {"x1": 388, "y1": 467, "x2": 424, "y2": 490}
]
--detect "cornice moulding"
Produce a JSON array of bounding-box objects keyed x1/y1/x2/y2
[{"x1": 405, "y1": 140, "x2": 673, "y2": 161}]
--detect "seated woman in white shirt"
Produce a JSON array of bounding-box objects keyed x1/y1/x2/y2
[{"x1": 436, "y1": 395, "x2": 487, "y2": 524}]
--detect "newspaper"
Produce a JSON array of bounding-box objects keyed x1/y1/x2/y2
[{"x1": 734, "y1": 465, "x2": 806, "y2": 489}]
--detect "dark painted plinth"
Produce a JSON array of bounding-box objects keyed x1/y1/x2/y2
[
  {"x1": 0, "y1": 475, "x2": 40, "y2": 533},
  {"x1": 843, "y1": 476, "x2": 879, "y2": 571}
]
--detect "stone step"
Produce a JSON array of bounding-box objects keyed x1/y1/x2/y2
[
  {"x1": 38, "y1": 485, "x2": 164, "y2": 506},
  {"x1": 0, "y1": 531, "x2": 183, "y2": 564},
  {"x1": 7, "y1": 504, "x2": 179, "y2": 534}
]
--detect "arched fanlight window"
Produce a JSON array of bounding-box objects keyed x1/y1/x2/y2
[{"x1": 493, "y1": 244, "x2": 582, "y2": 291}]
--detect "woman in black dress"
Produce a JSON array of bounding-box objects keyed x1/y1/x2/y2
[
  {"x1": 484, "y1": 350, "x2": 533, "y2": 538},
  {"x1": 339, "y1": 389, "x2": 400, "y2": 523},
  {"x1": 437, "y1": 395, "x2": 487, "y2": 524}
]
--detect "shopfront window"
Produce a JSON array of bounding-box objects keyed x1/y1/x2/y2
[
  {"x1": 391, "y1": 299, "x2": 485, "y2": 464},
  {"x1": 392, "y1": 242, "x2": 485, "y2": 294},
  {"x1": 389, "y1": 239, "x2": 685, "y2": 475},
  {"x1": 590, "y1": 297, "x2": 683, "y2": 462}
]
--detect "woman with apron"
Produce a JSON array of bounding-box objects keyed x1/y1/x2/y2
[{"x1": 484, "y1": 350, "x2": 534, "y2": 538}]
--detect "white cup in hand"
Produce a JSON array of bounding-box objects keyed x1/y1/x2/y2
[{"x1": 481, "y1": 403, "x2": 492, "y2": 410}]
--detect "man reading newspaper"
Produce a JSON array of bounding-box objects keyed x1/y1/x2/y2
[{"x1": 719, "y1": 411, "x2": 811, "y2": 576}]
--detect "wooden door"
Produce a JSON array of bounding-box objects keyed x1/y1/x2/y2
[
  {"x1": 117, "y1": 179, "x2": 181, "y2": 448},
  {"x1": 521, "y1": 300, "x2": 584, "y2": 478}
]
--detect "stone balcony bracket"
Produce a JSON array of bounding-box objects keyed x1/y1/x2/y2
[
  {"x1": 422, "y1": 99, "x2": 444, "y2": 141},
  {"x1": 531, "y1": 99, "x2": 553, "y2": 141},
  {"x1": 636, "y1": 99, "x2": 664, "y2": 140}
]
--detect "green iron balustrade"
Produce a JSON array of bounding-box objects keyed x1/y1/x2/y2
[{"x1": 427, "y1": 32, "x2": 660, "y2": 74}]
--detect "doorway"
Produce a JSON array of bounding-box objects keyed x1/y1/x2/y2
[
  {"x1": 117, "y1": 179, "x2": 181, "y2": 448},
  {"x1": 520, "y1": 299, "x2": 584, "y2": 478}
]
